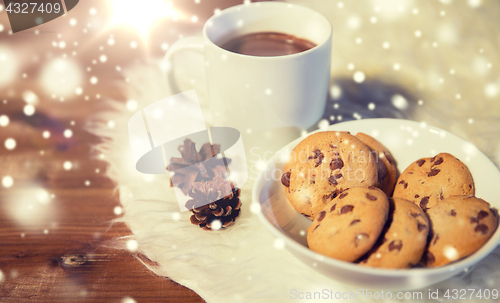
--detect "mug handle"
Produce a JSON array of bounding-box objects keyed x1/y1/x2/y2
[{"x1": 161, "y1": 36, "x2": 205, "y2": 95}]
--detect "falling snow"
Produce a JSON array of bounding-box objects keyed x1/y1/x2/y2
[
  {"x1": 318, "y1": 119, "x2": 329, "y2": 129},
  {"x1": 250, "y1": 203, "x2": 261, "y2": 214},
  {"x1": 353, "y1": 71, "x2": 366, "y2": 83},
  {"x1": 63, "y1": 161, "x2": 73, "y2": 170},
  {"x1": 126, "y1": 239, "x2": 138, "y2": 252},
  {"x1": 36, "y1": 189, "x2": 50, "y2": 204},
  {"x1": 2, "y1": 176, "x2": 13, "y2": 188},
  {"x1": 391, "y1": 94, "x2": 408, "y2": 109},
  {"x1": 330, "y1": 85, "x2": 342, "y2": 99},
  {"x1": 0, "y1": 115, "x2": 9, "y2": 127},
  {"x1": 23, "y1": 91, "x2": 38, "y2": 104},
  {"x1": 273, "y1": 238, "x2": 285, "y2": 250},
  {"x1": 485, "y1": 84, "x2": 499, "y2": 98},
  {"x1": 126, "y1": 100, "x2": 138, "y2": 111},
  {"x1": 210, "y1": 220, "x2": 222, "y2": 230},
  {"x1": 121, "y1": 297, "x2": 137, "y2": 303},
  {"x1": 114, "y1": 206, "x2": 123, "y2": 215},
  {"x1": 255, "y1": 161, "x2": 267, "y2": 171},
  {"x1": 347, "y1": 16, "x2": 361, "y2": 29},
  {"x1": 4, "y1": 138, "x2": 16, "y2": 150},
  {"x1": 64, "y1": 129, "x2": 73, "y2": 138},
  {"x1": 23, "y1": 105, "x2": 35, "y2": 116},
  {"x1": 468, "y1": 0, "x2": 482, "y2": 8}
]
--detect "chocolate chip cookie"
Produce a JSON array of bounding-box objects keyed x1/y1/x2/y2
[
  {"x1": 307, "y1": 186, "x2": 389, "y2": 262},
  {"x1": 281, "y1": 131, "x2": 378, "y2": 219},
  {"x1": 355, "y1": 132, "x2": 397, "y2": 196},
  {"x1": 422, "y1": 195, "x2": 498, "y2": 268},
  {"x1": 358, "y1": 197, "x2": 429, "y2": 268},
  {"x1": 393, "y1": 153, "x2": 474, "y2": 212}
]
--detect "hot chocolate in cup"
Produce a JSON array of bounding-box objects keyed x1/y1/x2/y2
[{"x1": 163, "y1": 2, "x2": 332, "y2": 157}]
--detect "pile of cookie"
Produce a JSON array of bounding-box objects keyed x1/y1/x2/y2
[{"x1": 281, "y1": 131, "x2": 498, "y2": 269}]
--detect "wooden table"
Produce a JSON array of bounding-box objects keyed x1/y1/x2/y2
[{"x1": 0, "y1": 0, "x2": 272, "y2": 301}]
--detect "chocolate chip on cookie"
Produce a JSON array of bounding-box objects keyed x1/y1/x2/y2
[
  {"x1": 423, "y1": 195, "x2": 498, "y2": 268},
  {"x1": 307, "y1": 186, "x2": 389, "y2": 262},
  {"x1": 393, "y1": 153, "x2": 474, "y2": 212},
  {"x1": 281, "y1": 171, "x2": 291, "y2": 187},
  {"x1": 358, "y1": 197, "x2": 429, "y2": 269},
  {"x1": 283, "y1": 131, "x2": 378, "y2": 218}
]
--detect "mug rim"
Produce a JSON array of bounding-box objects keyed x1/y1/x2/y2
[{"x1": 202, "y1": 2, "x2": 333, "y2": 59}]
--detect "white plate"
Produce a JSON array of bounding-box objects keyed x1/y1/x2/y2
[{"x1": 253, "y1": 118, "x2": 500, "y2": 291}]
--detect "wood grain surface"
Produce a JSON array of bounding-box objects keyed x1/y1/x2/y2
[
  {"x1": 0, "y1": 0, "x2": 274, "y2": 302},
  {"x1": 0, "y1": 87, "x2": 206, "y2": 302}
]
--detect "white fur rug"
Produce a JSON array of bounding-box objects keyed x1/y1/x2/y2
[{"x1": 88, "y1": 0, "x2": 500, "y2": 302}]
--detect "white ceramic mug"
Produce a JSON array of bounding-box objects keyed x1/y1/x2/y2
[{"x1": 162, "y1": 2, "x2": 332, "y2": 134}]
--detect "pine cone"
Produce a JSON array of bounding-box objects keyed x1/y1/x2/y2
[
  {"x1": 185, "y1": 176, "x2": 241, "y2": 231},
  {"x1": 167, "y1": 139, "x2": 231, "y2": 194}
]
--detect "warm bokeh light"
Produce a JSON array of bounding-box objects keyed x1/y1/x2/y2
[
  {"x1": 4, "y1": 186, "x2": 57, "y2": 228},
  {"x1": 0, "y1": 45, "x2": 19, "y2": 88},
  {"x1": 109, "y1": 0, "x2": 180, "y2": 38},
  {"x1": 40, "y1": 58, "x2": 83, "y2": 98}
]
